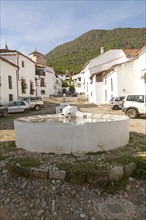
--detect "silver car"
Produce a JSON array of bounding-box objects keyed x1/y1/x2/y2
[
  {"x1": 109, "y1": 96, "x2": 125, "y2": 110},
  {"x1": 7, "y1": 101, "x2": 30, "y2": 113}
]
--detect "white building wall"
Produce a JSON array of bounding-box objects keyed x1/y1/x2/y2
[
  {"x1": 0, "y1": 54, "x2": 17, "y2": 65},
  {"x1": 36, "y1": 67, "x2": 56, "y2": 97},
  {"x1": 85, "y1": 48, "x2": 146, "y2": 105},
  {"x1": 135, "y1": 48, "x2": 146, "y2": 93},
  {"x1": 18, "y1": 54, "x2": 36, "y2": 97},
  {"x1": 105, "y1": 69, "x2": 118, "y2": 103},
  {"x1": 105, "y1": 48, "x2": 146, "y2": 102},
  {"x1": 0, "y1": 52, "x2": 36, "y2": 98},
  {"x1": 88, "y1": 76, "x2": 95, "y2": 103},
  {"x1": 83, "y1": 65, "x2": 91, "y2": 101},
  {"x1": 36, "y1": 72, "x2": 62, "y2": 97},
  {"x1": 46, "y1": 71, "x2": 55, "y2": 96},
  {"x1": 0, "y1": 59, "x2": 18, "y2": 104},
  {"x1": 86, "y1": 49, "x2": 131, "y2": 104},
  {"x1": 72, "y1": 72, "x2": 85, "y2": 94},
  {"x1": 89, "y1": 49, "x2": 130, "y2": 76},
  {"x1": 117, "y1": 59, "x2": 145, "y2": 96}
]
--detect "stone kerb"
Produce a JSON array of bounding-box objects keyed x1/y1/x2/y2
[{"x1": 6, "y1": 162, "x2": 137, "y2": 183}]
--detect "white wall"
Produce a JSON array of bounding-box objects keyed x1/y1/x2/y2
[
  {"x1": 83, "y1": 65, "x2": 91, "y2": 101},
  {"x1": 0, "y1": 52, "x2": 36, "y2": 98},
  {"x1": 89, "y1": 49, "x2": 130, "y2": 76},
  {"x1": 36, "y1": 67, "x2": 56, "y2": 97},
  {"x1": 0, "y1": 59, "x2": 18, "y2": 104},
  {"x1": 84, "y1": 49, "x2": 130, "y2": 104},
  {"x1": 18, "y1": 54, "x2": 36, "y2": 97},
  {"x1": 83, "y1": 48, "x2": 146, "y2": 105},
  {"x1": 72, "y1": 72, "x2": 85, "y2": 94},
  {"x1": 104, "y1": 69, "x2": 118, "y2": 102},
  {"x1": 105, "y1": 48, "x2": 146, "y2": 102}
]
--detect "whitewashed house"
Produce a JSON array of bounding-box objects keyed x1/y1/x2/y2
[
  {"x1": 57, "y1": 74, "x2": 66, "y2": 81},
  {"x1": 28, "y1": 51, "x2": 61, "y2": 97},
  {"x1": 83, "y1": 48, "x2": 140, "y2": 104},
  {"x1": 0, "y1": 49, "x2": 36, "y2": 103},
  {"x1": 103, "y1": 46, "x2": 146, "y2": 101},
  {"x1": 0, "y1": 56, "x2": 18, "y2": 104},
  {"x1": 72, "y1": 71, "x2": 85, "y2": 94},
  {"x1": 35, "y1": 63, "x2": 56, "y2": 97}
]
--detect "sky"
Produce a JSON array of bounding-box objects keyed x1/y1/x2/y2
[{"x1": 0, "y1": 0, "x2": 146, "y2": 56}]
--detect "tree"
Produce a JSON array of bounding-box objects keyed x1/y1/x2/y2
[
  {"x1": 61, "y1": 80, "x2": 68, "y2": 87},
  {"x1": 69, "y1": 85, "x2": 75, "y2": 93}
]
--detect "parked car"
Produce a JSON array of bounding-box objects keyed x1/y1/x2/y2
[
  {"x1": 0, "y1": 104, "x2": 8, "y2": 117},
  {"x1": 19, "y1": 96, "x2": 44, "y2": 111},
  {"x1": 7, "y1": 101, "x2": 30, "y2": 113},
  {"x1": 72, "y1": 93, "x2": 78, "y2": 97},
  {"x1": 109, "y1": 96, "x2": 125, "y2": 110},
  {"x1": 122, "y1": 94, "x2": 146, "y2": 118}
]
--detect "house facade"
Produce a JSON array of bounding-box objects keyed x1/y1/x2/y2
[
  {"x1": 29, "y1": 51, "x2": 61, "y2": 97},
  {"x1": 0, "y1": 56, "x2": 18, "y2": 104},
  {"x1": 72, "y1": 72, "x2": 85, "y2": 94},
  {"x1": 82, "y1": 48, "x2": 144, "y2": 104},
  {"x1": 101, "y1": 46, "x2": 146, "y2": 103},
  {"x1": 0, "y1": 49, "x2": 36, "y2": 100}
]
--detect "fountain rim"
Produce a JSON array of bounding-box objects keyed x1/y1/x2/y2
[{"x1": 14, "y1": 113, "x2": 129, "y2": 125}]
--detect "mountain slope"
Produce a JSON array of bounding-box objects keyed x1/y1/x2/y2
[{"x1": 45, "y1": 28, "x2": 146, "y2": 74}]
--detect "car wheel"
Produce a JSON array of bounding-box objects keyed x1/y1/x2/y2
[
  {"x1": 113, "y1": 105, "x2": 119, "y2": 110},
  {"x1": 35, "y1": 105, "x2": 40, "y2": 111},
  {"x1": 2, "y1": 110, "x2": 8, "y2": 117},
  {"x1": 127, "y1": 108, "x2": 138, "y2": 119}
]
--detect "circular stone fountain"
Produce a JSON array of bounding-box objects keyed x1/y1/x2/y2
[{"x1": 14, "y1": 106, "x2": 129, "y2": 155}]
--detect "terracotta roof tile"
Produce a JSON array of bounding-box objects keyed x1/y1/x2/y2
[
  {"x1": 0, "y1": 49, "x2": 16, "y2": 53},
  {"x1": 123, "y1": 49, "x2": 140, "y2": 57}
]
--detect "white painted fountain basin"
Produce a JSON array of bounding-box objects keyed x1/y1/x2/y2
[{"x1": 14, "y1": 114, "x2": 129, "y2": 155}]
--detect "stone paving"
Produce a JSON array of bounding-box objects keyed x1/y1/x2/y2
[
  {"x1": 0, "y1": 98, "x2": 146, "y2": 219},
  {"x1": 0, "y1": 169, "x2": 146, "y2": 220}
]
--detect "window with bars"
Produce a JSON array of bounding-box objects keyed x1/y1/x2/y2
[
  {"x1": 21, "y1": 78, "x2": 27, "y2": 93},
  {"x1": 30, "y1": 81, "x2": 35, "y2": 95},
  {"x1": 40, "y1": 78, "x2": 46, "y2": 87}
]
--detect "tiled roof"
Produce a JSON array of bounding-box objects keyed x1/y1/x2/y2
[
  {"x1": 134, "y1": 45, "x2": 146, "y2": 55},
  {"x1": 0, "y1": 49, "x2": 17, "y2": 53},
  {"x1": 29, "y1": 51, "x2": 45, "y2": 56},
  {"x1": 123, "y1": 49, "x2": 140, "y2": 57},
  {"x1": 36, "y1": 63, "x2": 45, "y2": 67}
]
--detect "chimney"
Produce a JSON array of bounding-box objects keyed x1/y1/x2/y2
[
  {"x1": 100, "y1": 47, "x2": 104, "y2": 54},
  {"x1": 5, "y1": 42, "x2": 8, "y2": 50}
]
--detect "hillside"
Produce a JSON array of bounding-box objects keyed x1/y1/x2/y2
[{"x1": 45, "y1": 28, "x2": 146, "y2": 74}]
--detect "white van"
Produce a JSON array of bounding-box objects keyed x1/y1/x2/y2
[{"x1": 122, "y1": 94, "x2": 146, "y2": 118}]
